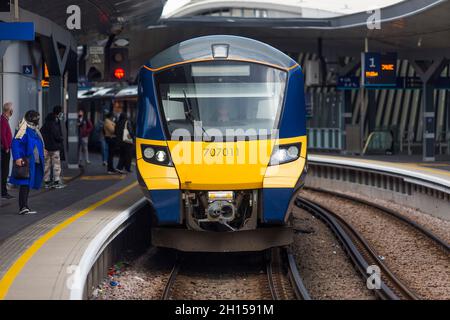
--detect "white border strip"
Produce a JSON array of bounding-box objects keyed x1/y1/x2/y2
[
  {"x1": 69, "y1": 198, "x2": 147, "y2": 300},
  {"x1": 308, "y1": 155, "x2": 450, "y2": 191}
]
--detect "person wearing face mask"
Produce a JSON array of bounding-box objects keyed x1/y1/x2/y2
[
  {"x1": 9, "y1": 110, "x2": 45, "y2": 215},
  {"x1": 1, "y1": 102, "x2": 14, "y2": 199},
  {"x1": 41, "y1": 106, "x2": 65, "y2": 189}
]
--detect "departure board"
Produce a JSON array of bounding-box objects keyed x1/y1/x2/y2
[{"x1": 362, "y1": 52, "x2": 397, "y2": 87}]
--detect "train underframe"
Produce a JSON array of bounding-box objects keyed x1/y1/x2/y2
[{"x1": 150, "y1": 189, "x2": 294, "y2": 252}]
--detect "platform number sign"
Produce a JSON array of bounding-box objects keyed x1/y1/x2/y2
[{"x1": 362, "y1": 52, "x2": 397, "y2": 87}]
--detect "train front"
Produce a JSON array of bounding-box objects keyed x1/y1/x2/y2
[{"x1": 136, "y1": 35, "x2": 307, "y2": 252}]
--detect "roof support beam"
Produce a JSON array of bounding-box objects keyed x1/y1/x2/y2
[{"x1": 338, "y1": 58, "x2": 360, "y2": 76}]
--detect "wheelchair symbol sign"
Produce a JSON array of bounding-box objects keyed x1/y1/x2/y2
[{"x1": 23, "y1": 65, "x2": 33, "y2": 75}]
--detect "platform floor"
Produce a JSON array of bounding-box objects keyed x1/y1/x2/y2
[
  {"x1": 310, "y1": 153, "x2": 450, "y2": 184},
  {"x1": 0, "y1": 155, "x2": 143, "y2": 299},
  {"x1": 0, "y1": 155, "x2": 129, "y2": 243}
]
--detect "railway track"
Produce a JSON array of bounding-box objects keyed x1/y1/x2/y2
[
  {"x1": 161, "y1": 248, "x2": 311, "y2": 300},
  {"x1": 296, "y1": 197, "x2": 420, "y2": 300},
  {"x1": 266, "y1": 247, "x2": 311, "y2": 300},
  {"x1": 305, "y1": 187, "x2": 450, "y2": 255}
]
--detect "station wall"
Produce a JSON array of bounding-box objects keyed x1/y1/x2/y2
[{"x1": 1, "y1": 41, "x2": 42, "y2": 131}]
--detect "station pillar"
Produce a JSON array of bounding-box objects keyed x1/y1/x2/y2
[
  {"x1": 338, "y1": 58, "x2": 360, "y2": 153},
  {"x1": 343, "y1": 90, "x2": 353, "y2": 151},
  {"x1": 422, "y1": 84, "x2": 436, "y2": 161},
  {"x1": 40, "y1": 36, "x2": 69, "y2": 117},
  {"x1": 367, "y1": 90, "x2": 377, "y2": 134},
  {"x1": 40, "y1": 35, "x2": 79, "y2": 168},
  {"x1": 47, "y1": 76, "x2": 63, "y2": 117},
  {"x1": 411, "y1": 59, "x2": 448, "y2": 162},
  {"x1": 66, "y1": 50, "x2": 79, "y2": 169}
]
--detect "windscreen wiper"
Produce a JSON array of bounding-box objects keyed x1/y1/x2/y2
[{"x1": 183, "y1": 90, "x2": 209, "y2": 140}]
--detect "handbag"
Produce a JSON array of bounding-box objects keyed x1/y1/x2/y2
[
  {"x1": 12, "y1": 157, "x2": 30, "y2": 179},
  {"x1": 122, "y1": 121, "x2": 133, "y2": 144}
]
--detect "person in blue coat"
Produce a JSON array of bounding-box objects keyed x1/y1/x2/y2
[{"x1": 9, "y1": 110, "x2": 45, "y2": 215}]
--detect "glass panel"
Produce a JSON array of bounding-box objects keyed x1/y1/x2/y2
[
  {"x1": 155, "y1": 61, "x2": 287, "y2": 140},
  {"x1": 364, "y1": 130, "x2": 394, "y2": 154}
]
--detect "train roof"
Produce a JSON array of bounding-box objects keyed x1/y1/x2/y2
[
  {"x1": 146, "y1": 35, "x2": 298, "y2": 71},
  {"x1": 77, "y1": 86, "x2": 137, "y2": 100},
  {"x1": 115, "y1": 86, "x2": 138, "y2": 98}
]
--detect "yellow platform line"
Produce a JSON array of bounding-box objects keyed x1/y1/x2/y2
[
  {"x1": 80, "y1": 175, "x2": 126, "y2": 181},
  {"x1": 0, "y1": 182, "x2": 138, "y2": 300}
]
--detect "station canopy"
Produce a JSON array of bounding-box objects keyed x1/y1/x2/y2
[
  {"x1": 155, "y1": 0, "x2": 450, "y2": 60},
  {"x1": 18, "y1": 0, "x2": 450, "y2": 65},
  {"x1": 18, "y1": 0, "x2": 166, "y2": 43}
]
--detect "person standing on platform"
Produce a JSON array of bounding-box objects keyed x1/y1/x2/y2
[
  {"x1": 41, "y1": 106, "x2": 65, "y2": 189},
  {"x1": 77, "y1": 109, "x2": 93, "y2": 167},
  {"x1": 116, "y1": 113, "x2": 134, "y2": 174},
  {"x1": 1, "y1": 102, "x2": 14, "y2": 199},
  {"x1": 104, "y1": 112, "x2": 118, "y2": 174},
  {"x1": 10, "y1": 110, "x2": 45, "y2": 215}
]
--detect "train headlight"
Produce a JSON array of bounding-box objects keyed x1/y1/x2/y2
[
  {"x1": 155, "y1": 150, "x2": 167, "y2": 163},
  {"x1": 141, "y1": 145, "x2": 173, "y2": 166},
  {"x1": 269, "y1": 143, "x2": 301, "y2": 166},
  {"x1": 143, "y1": 147, "x2": 155, "y2": 160},
  {"x1": 287, "y1": 145, "x2": 299, "y2": 158}
]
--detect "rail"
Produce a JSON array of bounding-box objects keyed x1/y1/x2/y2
[
  {"x1": 296, "y1": 197, "x2": 419, "y2": 300},
  {"x1": 307, "y1": 155, "x2": 450, "y2": 219}
]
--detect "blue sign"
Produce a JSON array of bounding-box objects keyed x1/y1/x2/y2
[
  {"x1": 22, "y1": 65, "x2": 33, "y2": 75},
  {"x1": 0, "y1": 22, "x2": 35, "y2": 41},
  {"x1": 337, "y1": 76, "x2": 360, "y2": 90},
  {"x1": 362, "y1": 52, "x2": 397, "y2": 87}
]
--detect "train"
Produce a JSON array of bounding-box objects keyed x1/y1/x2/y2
[{"x1": 136, "y1": 35, "x2": 307, "y2": 252}]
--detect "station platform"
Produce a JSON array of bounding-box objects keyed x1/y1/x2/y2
[
  {"x1": 309, "y1": 153, "x2": 450, "y2": 185},
  {"x1": 0, "y1": 156, "x2": 143, "y2": 300}
]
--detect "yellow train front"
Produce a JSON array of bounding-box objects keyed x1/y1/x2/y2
[{"x1": 136, "y1": 35, "x2": 307, "y2": 252}]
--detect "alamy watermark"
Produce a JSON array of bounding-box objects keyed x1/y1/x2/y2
[
  {"x1": 366, "y1": 265, "x2": 381, "y2": 290},
  {"x1": 366, "y1": 8, "x2": 381, "y2": 30},
  {"x1": 66, "y1": 5, "x2": 81, "y2": 30},
  {"x1": 66, "y1": 264, "x2": 83, "y2": 291}
]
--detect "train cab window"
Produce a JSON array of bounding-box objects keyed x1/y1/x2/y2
[{"x1": 155, "y1": 61, "x2": 287, "y2": 140}]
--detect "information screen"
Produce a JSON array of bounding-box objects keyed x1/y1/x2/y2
[{"x1": 362, "y1": 52, "x2": 397, "y2": 87}]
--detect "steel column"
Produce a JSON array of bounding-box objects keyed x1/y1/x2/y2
[
  {"x1": 67, "y1": 49, "x2": 79, "y2": 169},
  {"x1": 411, "y1": 59, "x2": 448, "y2": 162}
]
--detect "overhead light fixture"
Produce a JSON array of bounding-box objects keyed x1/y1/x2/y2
[{"x1": 212, "y1": 44, "x2": 229, "y2": 59}]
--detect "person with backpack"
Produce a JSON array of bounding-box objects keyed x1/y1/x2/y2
[
  {"x1": 115, "y1": 113, "x2": 134, "y2": 174},
  {"x1": 41, "y1": 106, "x2": 65, "y2": 189}
]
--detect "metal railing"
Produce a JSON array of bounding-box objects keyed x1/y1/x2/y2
[{"x1": 307, "y1": 128, "x2": 343, "y2": 151}]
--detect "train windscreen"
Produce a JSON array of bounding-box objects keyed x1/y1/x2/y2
[{"x1": 155, "y1": 61, "x2": 287, "y2": 140}]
